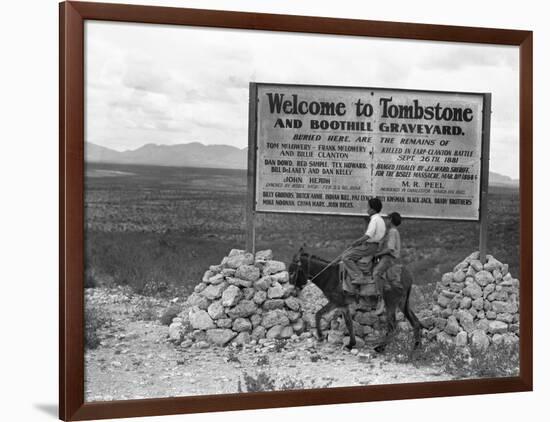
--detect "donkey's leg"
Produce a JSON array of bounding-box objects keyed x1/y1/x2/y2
[
  {"x1": 341, "y1": 306, "x2": 356, "y2": 350},
  {"x1": 315, "y1": 302, "x2": 336, "y2": 341},
  {"x1": 400, "y1": 288, "x2": 422, "y2": 349},
  {"x1": 374, "y1": 289, "x2": 399, "y2": 353}
]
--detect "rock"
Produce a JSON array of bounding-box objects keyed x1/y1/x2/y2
[
  {"x1": 484, "y1": 258, "x2": 502, "y2": 272},
  {"x1": 292, "y1": 319, "x2": 305, "y2": 334},
  {"x1": 457, "y1": 310, "x2": 475, "y2": 333},
  {"x1": 444, "y1": 316, "x2": 461, "y2": 336},
  {"x1": 207, "y1": 301, "x2": 226, "y2": 320},
  {"x1": 263, "y1": 260, "x2": 287, "y2": 275},
  {"x1": 227, "y1": 300, "x2": 257, "y2": 319},
  {"x1": 208, "y1": 273, "x2": 225, "y2": 285},
  {"x1": 233, "y1": 318, "x2": 252, "y2": 332},
  {"x1": 327, "y1": 330, "x2": 344, "y2": 344},
  {"x1": 243, "y1": 287, "x2": 255, "y2": 300},
  {"x1": 464, "y1": 283, "x2": 483, "y2": 299},
  {"x1": 492, "y1": 333, "x2": 504, "y2": 345},
  {"x1": 225, "y1": 253, "x2": 254, "y2": 269},
  {"x1": 255, "y1": 249, "x2": 273, "y2": 261},
  {"x1": 475, "y1": 270, "x2": 494, "y2": 286},
  {"x1": 221, "y1": 285, "x2": 242, "y2": 307},
  {"x1": 222, "y1": 268, "x2": 236, "y2": 277},
  {"x1": 280, "y1": 325, "x2": 294, "y2": 338},
  {"x1": 251, "y1": 326, "x2": 266, "y2": 340},
  {"x1": 453, "y1": 261, "x2": 469, "y2": 272},
  {"x1": 285, "y1": 297, "x2": 301, "y2": 311},
  {"x1": 282, "y1": 284, "x2": 295, "y2": 298},
  {"x1": 475, "y1": 318, "x2": 490, "y2": 332},
  {"x1": 268, "y1": 282, "x2": 285, "y2": 299},
  {"x1": 191, "y1": 330, "x2": 207, "y2": 342},
  {"x1": 459, "y1": 297, "x2": 472, "y2": 309},
  {"x1": 492, "y1": 301, "x2": 518, "y2": 314},
  {"x1": 483, "y1": 283, "x2": 496, "y2": 298},
  {"x1": 437, "y1": 295, "x2": 451, "y2": 308},
  {"x1": 266, "y1": 325, "x2": 284, "y2": 339},
  {"x1": 202, "y1": 270, "x2": 214, "y2": 283},
  {"x1": 235, "y1": 265, "x2": 261, "y2": 282},
  {"x1": 271, "y1": 271, "x2": 290, "y2": 284},
  {"x1": 287, "y1": 311, "x2": 301, "y2": 322},
  {"x1": 186, "y1": 293, "x2": 209, "y2": 310},
  {"x1": 229, "y1": 249, "x2": 245, "y2": 257},
  {"x1": 497, "y1": 313, "x2": 514, "y2": 323},
  {"x1": 470, "y1": 260, "x2": 483, "y2": 272},
  {"x1": 202, "y1": 282, "x2": 228, "y2": 300},
  {"x1": 216, "y1": 318, "x2": 232, "y2": 328},
  {"x1": 488, "y1": 320, "x2": 508, "y2": 334},
  {"x1": 227, "y1": 277, "x2": 253, "y2": 288},
  {"x1": 263, "y1": 299, "x2": 285, "y2": 310},
  {"x1": 253, "y1": 290, "x2": 267, "y2": 305},
  {"x1": 455, "y1": 331, "x2": 468, "y2": 347},
  {"x1": 234, "y1": 331, "x2": 251, "y2": 345},
  {"x1": 501, "y1": 333, "x2": 519, "y2": 346},
  {"x1": 250, "y1": 314, "x2": 262, "y2": 327},
  {"x1": 471, "y1": 330, "x2": 490, "y2": 349},
  {"x1": 262, "y1": 309, "x2": 290, "y2": 328},
  {"x1": 441, "y1": 272, "x2": 454, "y2": 286},
  {"x1": 453, "y1": 270, "x2": 466, "y2": 283},
  {"x1": 450, "y1": 282, "x2": 465, "y2": 292},
  {"x1": 355, "y1": 312, "x2": 378, "y2": 326},
  {"x1": 194, "y1": 283, "x2": 207, "y2": 293},
  {"x1": 486, "y1": 311, "x2": 497, "y2": 320},
  {"x1": 168, "y1": 322, "x2": 183, "y2": 342},
  {"x1": 254, "y1": 277, "x2": 272, "y2": 290},
  {"x1": 189, "y1": 308, "x2": 215, "y2": 330},
  {"x1": 436, "y1": 332, "x2": 454, "y2": 345},
  {"x1": 206, "y1": 329, "x2": 237, "y2": 346}
]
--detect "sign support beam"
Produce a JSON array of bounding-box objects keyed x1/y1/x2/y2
[
  {"x1": 246, "y1": 83, "x2": 258, "y2": 254},
  {"x1": 479, "y1": 93, "x2": 492, "y2": 263}
]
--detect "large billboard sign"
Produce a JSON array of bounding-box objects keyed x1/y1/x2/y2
[{"x1": 250, "y1": 83, "x2": 489, "y2": 221}]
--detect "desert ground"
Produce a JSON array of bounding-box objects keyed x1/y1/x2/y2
[{"x1": 84, "y1": 163, "x2": 520, "y2": 401}]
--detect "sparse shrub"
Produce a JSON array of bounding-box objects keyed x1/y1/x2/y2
[
  {"x1": 226, "y1": 348, "x2": 241, "y2": 364},
  {"x1": 256, "y1": 355, "x2": 269, "y2": 366},
  {"x1": 238, "y1": 371, "x2": 332, "y2": 393},
  {"x1": 273, "y1": 339, "x2": 287, "y2": 353},
  {"x1": 238, "y1": 371, "x2": 276, "y2": 393},
  {"x1": 160, "y1": 304, "x2": 182, "y2": 326},
  {"x1": 133, "y1": 297, "x2": 157, "y2": 321},
  {"x1": 85, "y1": 304, "x2": 112, "y2": 350},
  {"x1": 378, "y1": 332, "x2": 519, "y2": 378}
]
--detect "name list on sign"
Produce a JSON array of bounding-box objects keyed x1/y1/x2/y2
[{"x1": 254, "y1": 85, "x2": 484, "y2": 219}]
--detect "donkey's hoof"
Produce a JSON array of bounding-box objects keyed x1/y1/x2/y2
[{"x1": 345, "y1": 343, "x2": 355, "y2": 351}]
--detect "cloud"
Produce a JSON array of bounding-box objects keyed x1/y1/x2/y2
[{"x1": 85, "y1": 21, "x2": 519, "y2": 178}]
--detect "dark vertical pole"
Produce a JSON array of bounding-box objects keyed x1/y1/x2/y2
[
  {"x1": 479, "y1": 93, "x2": 492, "y2": 263},
  {"x1": 246, "y1": 83, "x2": 258, "y2": 254}
]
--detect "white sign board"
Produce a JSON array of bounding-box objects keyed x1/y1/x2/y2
[{"x1": 251, "y1": 83, "x2": 488, "y2": 220}]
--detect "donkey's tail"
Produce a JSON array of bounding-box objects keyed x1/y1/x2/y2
[{"x1": 402, "y1": 283, "x2": 428, "y2": 330}]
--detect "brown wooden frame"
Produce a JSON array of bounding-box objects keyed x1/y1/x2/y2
[{"x1": 60, "y1": 1, "x2": 533, "y2": 420}]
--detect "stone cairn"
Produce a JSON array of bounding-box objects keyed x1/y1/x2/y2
[
  {"x1": 169, "y1": 249, "x2": 306, "y2": 347},
  {"x1": 426, "y1": 251, "x2": 520, "y2": 349}
]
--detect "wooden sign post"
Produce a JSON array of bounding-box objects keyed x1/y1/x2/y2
[{"x1": 479, "y1": 93, "x2": 492, "y2": 264}]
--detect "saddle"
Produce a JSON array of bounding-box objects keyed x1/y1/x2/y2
[{"x1": 340, "y1": 257, "x2": 402, "y2": 298}]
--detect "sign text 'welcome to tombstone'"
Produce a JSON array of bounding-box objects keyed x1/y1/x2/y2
[{"x1": 251, "y1": 83, "x2": 487, "y2": 220}]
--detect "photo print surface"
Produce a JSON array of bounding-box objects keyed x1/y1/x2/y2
[{"x1": 84, "y1": 20, "x2": 520, "y2": 402}]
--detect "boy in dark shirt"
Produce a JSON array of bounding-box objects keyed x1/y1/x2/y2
[{"x1": 373, "y1": 212, "x2": 402, "y2": 315}]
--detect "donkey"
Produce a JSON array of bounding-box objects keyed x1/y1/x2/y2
[{"x1": 288, "y1": 248, "x2": 424, "y2": 352}]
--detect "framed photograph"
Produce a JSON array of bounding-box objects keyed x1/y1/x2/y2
[{"x1": 60, "y1": 1, "x2": 533, "y2": 420}]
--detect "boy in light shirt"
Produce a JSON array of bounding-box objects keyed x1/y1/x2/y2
[{"x1": 342, "y1": 198, "x2": 386, "y2": 284}]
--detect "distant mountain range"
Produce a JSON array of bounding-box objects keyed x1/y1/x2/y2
[{"x1": 86, "y1": 142, "x2": 519, "y2": 186}]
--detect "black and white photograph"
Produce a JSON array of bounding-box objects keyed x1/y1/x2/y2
[{"x1": 83, "y1": 18, "x2": 521, "y2": 402}]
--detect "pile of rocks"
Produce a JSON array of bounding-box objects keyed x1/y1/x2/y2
[
  {"x1": 426, "y1": 252, "x2": 520, "y2": 348},
  {"x1": 169, "y1": 249, "x2": 306, "y2": 347}
]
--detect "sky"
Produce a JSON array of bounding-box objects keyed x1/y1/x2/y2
[{"x1": 85, "y1": 20, "x2": 519, "y2": 178}]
